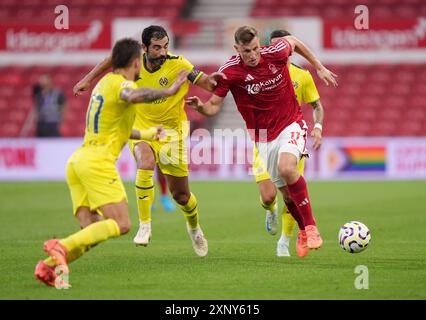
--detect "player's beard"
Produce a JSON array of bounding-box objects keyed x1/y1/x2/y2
[{"x1": 147, "y1": 54, "x2": 167, "y2": 67}]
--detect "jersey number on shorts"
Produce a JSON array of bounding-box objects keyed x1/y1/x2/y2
[{"x1": 86, "y1": 94, "x2": 105, "y2": 134}]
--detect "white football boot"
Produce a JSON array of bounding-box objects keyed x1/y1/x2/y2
[
  {"x1": 133, "y1": 221, "x2": 152, "y2": 246},
  {"x1": 187, "y1": 225, "x2": 208, "y2": 257},
  {"x1": 276, "y1": 235, "x2": 291, "y2": 257},
  {"x1": 265, "y1": 202, "x2": 278, "y2": 235}
]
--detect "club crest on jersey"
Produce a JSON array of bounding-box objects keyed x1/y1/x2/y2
[
  {"x1": 159, "y1": 77, "x2": 169, "y2": 86},
  {"x1": 268, "y1": 63, "x2": 278, "y2": 74},
  {"x1": 292, "y1": 80, "x2": 299, "y2": 89}
]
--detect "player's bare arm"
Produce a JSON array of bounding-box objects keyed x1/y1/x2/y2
[
  {"x1": 130, "y1": 126, "x2": 165, "y2": 141},
  {"x1": 194, "y1": 72, "x2": 228, "y2": 92},
  {"x1": 73, "y1": 55, "x2": 113, "y2": 96},
  {"x1": 121, "y1": 70, "x2": 188, "y2": 103},
  {"x1": 283, "y1": 36, "x2": 338, "y2": 87},
  {"x1": 310, "y1": 99, "x2": 324, "y2": 150},
  {"x1": 185, "y1": 94, "x2": 224, "y2": 117}
]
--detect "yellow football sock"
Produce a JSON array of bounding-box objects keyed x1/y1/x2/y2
[
  {"x1": 135, "y1": 169, "x2": 154, "y2": 223},
  {"x1": 260, "y1": 195, "x2": 277, "y2": 212},
  {"x1": 59, "y1": 219, "x2": 120, "y2": 260},
  {"x1": 282, "y1": 207, "x2": 297, "y2": 237},
  {"x1": 44, "y1": 245, "x2": 88, "y2": 266},
  {"x1": 179, "y1": 192, "x2": 199, "y2": 230}
]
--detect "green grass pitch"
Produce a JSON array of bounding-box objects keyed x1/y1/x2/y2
[{"x1": 0, "y1": 180, "x2": 425, "y2": 299}]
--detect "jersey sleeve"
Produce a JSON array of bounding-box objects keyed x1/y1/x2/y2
[
  {"x1": 263, "y1": 38, "x2": 293, "y2": 62},
  {"x1": 302, "y1": 71, "x2": 320, "y2": 104},
  {"x1": 117, "y1": 80, "x2": 137, "y2": 103},
  {"x1": 213, "y1": 71, "x2": 230, "y2": 98},
  {"x1": 179, "y1": 56, "x2": 204, "y2": 84}
]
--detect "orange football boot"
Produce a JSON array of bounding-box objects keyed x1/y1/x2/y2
[
  {"x1": 305, "y1": 225, "x2": 323, "y2": 249},
  {"x1": 296, "y1": 230, "x2": 309, "y2": 257}
]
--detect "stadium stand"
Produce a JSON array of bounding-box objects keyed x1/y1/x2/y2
[
  {"x1": 1, "y1": 0, "x2": 425, "y2": 137},
  {"x1": 1, "y1": 63, "x2": 425, "y2": 137},
  {"x1": 251, "y1": 0, "x2": 426, "y2": 19}
]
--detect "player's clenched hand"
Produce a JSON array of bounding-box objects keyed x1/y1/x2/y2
[
  {"x1": 168, "y1": 70, "x2": 189, "y2": 95},
  {"x1": 73, "y1": 79, "x2": 91, "y2": 96},
  {"x1": 185, "y1": 96, "x2": 203, "y2": 112},
  {"x1": 310, "y1": 127, "x2": 322, "y2": 150},
  {"x1": 207, "y1": 72, "x2": 227, "y2": 87},
  {"x1": 317, "y1": 67, "x2": 338, "y2": 87}
]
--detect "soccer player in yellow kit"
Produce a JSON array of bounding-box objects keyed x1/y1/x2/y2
[
  {"x1": 252, "y1": 30, "x2": 325, "y2": 257},
  {"x1": 34, "y1": 38, "x2": 187, "y2": 287},
  {"x1": 74, "y1": 26, "x2": 224, "y2": 257}
]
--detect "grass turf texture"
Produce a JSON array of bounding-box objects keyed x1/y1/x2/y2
[{"x1": 0, "y1": 181, "x2": 425, "y2": 299}]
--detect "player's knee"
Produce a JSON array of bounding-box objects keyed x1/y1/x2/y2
[
  {"x1": 278, "y1": 163, "x2": 298, "y2": 182},
  {"x1": 172, "y1": 191, "x2": 189, "y2": 206},
  {"x1": 261, "y1": 189, "x2": 276, "y2": 205},
  {"x1": 79, "y1": 220, "x2": 92, "y2": 229},
  {"x1": 137, "y1": 158, "x2": 155, "y2": 170},
  {"x1": 117, "y1": 217, "x2": 131, "y2": 235}
]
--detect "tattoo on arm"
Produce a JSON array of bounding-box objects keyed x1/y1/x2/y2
[
  {"x1": 136, "y1": 88, "x2": 167, "y2": 102},
  {"x1": 310, "y1": 100, "x2": 324, "y2": 125},
  {"x1": 122, "y1": 87, "x2": 169, "y2": 103}
]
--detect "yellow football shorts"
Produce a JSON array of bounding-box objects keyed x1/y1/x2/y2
[
  {"x1": 253, "y1": 144, "x2": 305, "y2": 183},
  {"x1": 129, "y1": 136, "x2": 189, "y2": 177},
  {"x1": 66, "y1": 147, "x2": 127, "y2": 215}
]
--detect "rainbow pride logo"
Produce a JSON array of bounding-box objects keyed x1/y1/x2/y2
[{"x1": 340, "y1": 146, "x2": 386, "y2": 172}]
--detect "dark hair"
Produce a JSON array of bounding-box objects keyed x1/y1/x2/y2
[
  {"x1": 234, "y1": 26, "x2": 258, "y2": 45},
  {"x1": 141, "y1": 25, "x2": 168, "y2": 47},
  {"x1": 270, "y1": 29, "x2": 291, "y2": 40},
  {"x1": 112, "y1": 38, "x2": 141, "y2": 69}
]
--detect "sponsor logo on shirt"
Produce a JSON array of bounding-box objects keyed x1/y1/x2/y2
[
  {"x1": 245, "y1": 73, "x2": 283, "y2": 95},
  {"x1": 245, "y1": 74, "x2": 254, "y2": 82}
]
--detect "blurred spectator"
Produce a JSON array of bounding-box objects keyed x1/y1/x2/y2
[{"x1": 32, "y1": 75, "x2": 66, "y2": 137}]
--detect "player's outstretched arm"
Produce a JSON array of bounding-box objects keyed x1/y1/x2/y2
[
  {"x1": 73, "y1": 55, "x2": 113, "y2": 96},
  {"x1": 310, "y1": 99, "x2": 324, "y2": 150},
  {"x1": 194, "y1": 72, "x2": 228, "y2": 92},
  {"x1": 185, "y1": 94, "x2": 224, "y2": 117},
  {"x1": 130, "y1": 126, "x2": 165, "y2": 141},
  {"x1": 284, "y1": 36, "x2": 338, "y2": 87},
  {"x1": 122, "y1": 70, "x2": 188, "y2": 103}
]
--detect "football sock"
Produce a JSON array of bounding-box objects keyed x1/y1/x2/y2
[
  {"x1": 260, "y1": 195, "x2": 277, "y2": 212},
  {"x1": 157, "y1": 170, "x2": 168, "y2": 196},
  {"x1": 44, "y1": 246, "x2": 88, "y2": 266},
  {"x1": 58, "y1": 219, "x2": 120, "y2": 262},
  {"x1": 287, "y1": 176, "x2": 316, "y2": 226},
  {"x1": 178, "y1": 192, "x2": 199, "y2": 229},
  {"x1": 282, "y1": 207, "x2": 297, "y2": 236},
  {"x1": 285, "y1": 200, "x2": 305, "y2": 231},
  {"x1": 135, "y1": 169, "x2": 154, "y2": 223}
]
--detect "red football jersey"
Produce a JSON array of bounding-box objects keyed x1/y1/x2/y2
[{"x1": 214, "y1": 38, "x2": 302, "y2": 142}]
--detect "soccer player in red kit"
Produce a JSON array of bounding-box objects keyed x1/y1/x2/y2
[{"x1": 186, "y1": 26, "x2": 337, "y2": 252}]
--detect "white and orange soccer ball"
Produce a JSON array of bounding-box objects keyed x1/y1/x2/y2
[{"x1": 339, "y1": 221, "x2": 371, "y2": 253}]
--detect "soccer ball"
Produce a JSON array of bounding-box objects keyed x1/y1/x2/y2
[{"x1": 338, "y1": 221, "x2": 371, "y2": 253}]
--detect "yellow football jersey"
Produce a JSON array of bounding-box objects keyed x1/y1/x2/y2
[
  {"x1": 84, "y1": 72, "x2": 137, "y2": 159},
  {"x1": 289, "y1": 63, "x2": 320, "y2": 106},
  {"x1": 134, "y1": 52, "x2": 203, "y2": 134}
]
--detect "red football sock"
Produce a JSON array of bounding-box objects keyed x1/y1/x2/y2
[
  {"x1": 157, "y1": 170, "x2": 168, "y2": 196},
  {"x1": 285, "y1": 200, "x2": 305, "y2": 231},
  {"x1": 287, "y1": 176, "x2": 316, "y2": 226}
]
